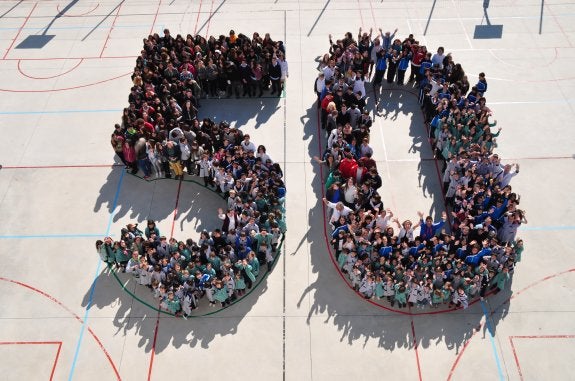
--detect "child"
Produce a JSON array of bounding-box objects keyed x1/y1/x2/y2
[
  {"x1": 343, "y1": 251, "x2": 357, "y2": 274},
  {"x1": 137, "y1": 260, "x2": 153, "y2": 287},
  {"x1": 213, "y1": 280, "x2": 229, "y2": 307},
  {"x1": 465, "y1": 276, "x2": 480, "y2": 299},
  {"x1": 234, "y1": 271, "x2": 246, "y2": 297},
  {"x1": 383, "y1": 276, "x2": 396, "y2": 303},
  {"x1": 490, "y1": 266, "x2": 510, "y2": 294},
  {"x1": 113, "y1": 241, "x2": 130, "y2": 271},
  {"x1": 394, "y1": 282, "x2": 408, "y2": 308},
  {"x1": 157, "y1": 284, "x2": 167, "y2": 301},
  {"x1": 359, "y1": 276, "x2": 376, "y2": 299},
  {"x1": 224, "y1": 273, "x2": 236, "y2": 301},
  {"x1": 349, "y1": 267, "x2": 362, "y2": 291},
  {"x1": 270, "y1": 225, "x2": 282, "y2": 253},
  {"x1": 514, "y1": 239, "x2": 524, "y2": 263},
  {"x1": 374, "y1": 275, "x2": 385, "y2": 300},
  {"x1": 443, "y1": 282, "x2": 454, "y2": 307},
  {"x1": 453, "y1": 287, "x2": 469, "y2": 309},
  {"x1": 163, "y1": 291, "x2": 181, "y2": 315},
  {"x1": 181, "y1": 281, "x2": 197, "y2": 317},
  {"x1": 408, "y1": 279, "x2": 420, "y2": 307},
  {"x1": 431, "y1": 288, "x2": 443, "y2": 308},
  {"x1": 151, "y1": 279, "x2": 161, "y2": 299},
  {"x1": 126, "y1": 251, "x2": 140, "y2": 276},
  {"x1": 417, "y1": 284, "x2": 432, "y2": 308},
  {"x1": 337, "y1": 248, "x2": 349, "y2": 272}
]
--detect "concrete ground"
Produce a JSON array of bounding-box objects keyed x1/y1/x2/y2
[{"x1": 0, "y1": 0, "x2": 574, "y2": 380}]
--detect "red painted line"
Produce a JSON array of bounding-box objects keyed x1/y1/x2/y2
[
  {"x1": 193, "y1": 0, "x2": 203, "y2": 36},
  {"x1": 100, "y1": 2, "x2": 124, "y2": 58},
  {"x1": 0, "y1": 341, "x2": 62, "y2": 345},
  {"x1": 170, "y1": 178, "x2": 183, "y2": 239},
  {"x1": 149, "y1": 0, "x2": 162, "y2": 35},
  {"x1": 446, "y1": 324, "x2": 483, "y2": 381},
  {"x1": 510, "y1": 335, "x2": 575, "y2": 381},
  {"x1": 508, "y1": 335, "x2": 575, "y2": 381},
  {"x1": 0, "y1": 71, "x2": 131, "y2": 93},
  {"x1": 205, "y1": 0, "x2": 215, "y2": 39},
  {"x1": 2, "y1": 2, "x2": 38, "y2": 60},
  {"x1": 546, "y1": 3, "x2": 573, "y2": 48},
  {"x1": 409, "y1": 310, "x2": 424, "y2": 381},
  {"x1": 56, "y1": 3, "x2": 100, "y2": 17},
  {"x1": 508, "y1": 336, "x2": 523, "y2": 381},
  {"x1": 147, "y1": 308, "x2": 161, "y2": 381},
  {"x1": 0, "y1": 277, "x2": 122, "y2": 380},
  {"x1": 1, "y1": 164, "x2": 122, "y2": 169},
  {"x1": 0, "y1": 341, "x2": 62, "y2": 381},
  {"x1": 445, "y1": 268, "x2": 575, "y2": 381},
  {"x1": 17, "y1": 58, "x2": 84, "y2": 80},
  {"x1": 52, "y1": 341, "x2": 62, "y2": 381}
]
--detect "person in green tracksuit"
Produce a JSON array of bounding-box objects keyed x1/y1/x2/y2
[
  {"x1": 163, "y1": 291, "x2": 181, "y2": 315},
  {"x1": 254, "y1": 229, "x2": 273, "y2": 265},
  {"x1": 235, "y1": 259, "x2": 255, "y2": 289},
  {"x1": 96, "y1": 238, "x2": 115, "y2": 266},
  {"x1": 514, "y1": 239, "x2": 525, "y2": 263},
  {"x1": 213, "y1": 280, "x2": 229, "y2": 307},
  {"x1": 248, "y1": 252, "x2": 260, "y2": 277},
  {"x1": 234, "y1": 271, "x2": 246, "y2": 296},
  {"x1": 393, "y1": 282, "x2": 408, "y2": 308},
  {"x1": 337, "y1": 249, "x2": 349, "y2": 271},
  {"x1": 431, "y1": 288, "x2": 444, "y2": 308},
  {"x1": 490, "y1": 266, "x2": 510, "y2": 294},
  {"x1": 113, "y1": 241, "x2": 130, "y2": 271},
  {"x1": 374, "y1": 275, "x2": 385, "y2": 299}
]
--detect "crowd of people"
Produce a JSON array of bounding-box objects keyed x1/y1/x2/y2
[
  {"x1": 315, "y1": 29, "x2": 526, "y2": 310},
  {"x1": 103, "y1": 29, "x2": 288, "y2": 315},
  {"x1": 111, "y1": 29, "x2": 289, "y2": 181}
]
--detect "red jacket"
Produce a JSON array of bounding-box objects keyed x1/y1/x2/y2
[
  {"x1": 321, "y1": 95, "x2": 334, "y2": 111},
  {"x1": 339, "y1": 157, "x2": 358, "y2": 179}
]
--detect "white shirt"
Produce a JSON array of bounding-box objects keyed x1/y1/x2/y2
[
  {"x1": 179, "y1": 142, "x2": 191, "y2": 160},
  {"x1": 241, "y1": 140, "x2": 256, "y2": 153},
  {"x1": 325, "y1": 201, "x2": 353, "y2": 222}
]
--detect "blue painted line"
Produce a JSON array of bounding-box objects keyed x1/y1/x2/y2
[
  {"x1": 68, "y1": 169, "x2": 124, "y2": 381},
  {"x1": 0, "y1": 109, "x2": 122, "y2": 115},
  {"x1": 480, "y1": 300, "x2": 505, "y2": 381},
  {"x1": 521, "y1": 225, "x2": 575, "y2": 231},
  {"x1": 0, "y1": 233, "x2": 107, "y2": 239}
]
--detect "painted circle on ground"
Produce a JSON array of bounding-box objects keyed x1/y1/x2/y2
[{"x1": 0, "y1": 276, "x2": 122, "y2": 380}]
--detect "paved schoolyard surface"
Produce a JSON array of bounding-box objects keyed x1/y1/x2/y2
[{"x1": 0, "y1": 0, "x2": 574, "y2": 380}]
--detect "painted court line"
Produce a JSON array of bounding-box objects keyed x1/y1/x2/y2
[
  {"x1": 148, "y1": 177, "x2": 184, "y2": 379},
  {"x1": 509, "y1": 335, "x2": 575, "y2": 381},
  {"x1": 0, "y1": 277, "x2": 121, "y2": 380},
  {"x1": 67, "y1": 169, "x2": 125, "y2": 381},
  {"x1": 480, "y1": 300, "x2": 505, "y2": 381},
  {"x1": 2, "y1": 2, "x2": 37, "y2": 60},
  {"x1": 0, "y1": 341, "x2": 62, "y2": 381}
]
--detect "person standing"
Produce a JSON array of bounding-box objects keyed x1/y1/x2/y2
[
  {"x1": 269, "y1": 56, "x2": 282, "y2": 96},
  {"x1": 165, "y1": 141, "x2": 183, "y2": 180}
]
